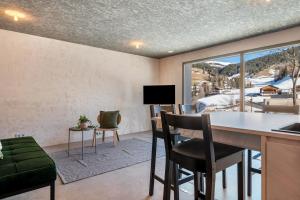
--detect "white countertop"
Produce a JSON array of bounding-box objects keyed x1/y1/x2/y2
[{"x1": 209, "y1": 111, "x2": 300, "y2": 140}]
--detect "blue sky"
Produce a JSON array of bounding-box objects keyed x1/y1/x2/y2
[{"x1": 213, "y1": 48, "x2": 285, "y2": 64}]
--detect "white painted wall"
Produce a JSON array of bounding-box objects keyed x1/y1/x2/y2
[
  {"x1": 159, "y1": 26, "x2": 300, "y2": 103},
  {"x1": 1, "y1": 26, "x2": 299, "y2": 147},
  {"x1": 0, "y1": 29, "x2": 159, "y2": 147}
]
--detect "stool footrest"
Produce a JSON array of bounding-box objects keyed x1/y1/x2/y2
[
  {"x1": 250, "y1": 168, "x2": 261, "y2": 174},
  {"x1": 178, "y1": 174, "x2": 194, "y2": 185},
  {"x1": 154, "y1": 175, "x2": 164, "y2": 184}
]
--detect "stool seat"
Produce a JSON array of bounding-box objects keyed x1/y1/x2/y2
[
  {"x1": 172, "y1": 138, "x2": 244, "y2": 172},
  {"x1": 95, "y1": 127, "x2": 119, "y2": 131}
]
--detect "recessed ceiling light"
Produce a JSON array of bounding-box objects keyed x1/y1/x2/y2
[
  {"x1": 249, "y1": 0, "x2": 272, "y2": 5},
  {"x1": 130, "y1": 41, "x2": 144, "y2": 49},
  {"x1": 168, "y1": 50, "x2": 174, "y2": 53},
  {"x1": 5, "y1": 10, "x2": 26, "y2": 21}
]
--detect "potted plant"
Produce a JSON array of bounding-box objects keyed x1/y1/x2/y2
[{"x1": 78, "y1": 115, "x2": 90, "y2": 129}]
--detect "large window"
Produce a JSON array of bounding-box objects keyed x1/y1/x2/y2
[
  {"x1": 190, "y1": 55, "x2": 241, "y2": 112},
  {"x1": 184, "y1": 43, "x2": 300, "y2": 113},
  {"x1": 244, "y1": 45, "x2": 300, "y2": 112}
]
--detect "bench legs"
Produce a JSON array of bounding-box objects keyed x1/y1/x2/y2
[{"x1": 50, "y1": 181, "x2": 55, "y2": 200}]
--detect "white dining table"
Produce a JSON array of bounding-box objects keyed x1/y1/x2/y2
[{"x1": 157, "y1": 111, "x2": 300, "y2": 200}]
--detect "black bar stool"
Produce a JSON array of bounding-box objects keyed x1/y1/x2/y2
[
  {"x1": 161, "y1": 111, "x2": 245, "y2": 200},
  {"x1": 178, "y1": 104, "x2": 228, "y2": 189},
  {"x1": 149, "y1": 105, "x2": 193, "y2": 200}
]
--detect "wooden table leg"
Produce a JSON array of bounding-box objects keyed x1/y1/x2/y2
[
  {"x1": 92, "y1": 129, "x2": 96, "y2": 147},
  {"x1": 102, "y1": 131, "x2": 105, "y2": 142},
  {"x1": 113, "y1": 130, "x2": 119, "y2": 146},
  {"x1": 261, "y1": 136, "x2": 267, "y2": 200},
  {"x1": 113, "y1": 131, "x2": 116, "y2": 146},
  {"x1": 116, "y1": 130, "x2": 120, "y2": 141}
]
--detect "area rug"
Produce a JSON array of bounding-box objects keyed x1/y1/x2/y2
[{"x1": 51, "y1": 138, "x2": 165, "y2": 184}]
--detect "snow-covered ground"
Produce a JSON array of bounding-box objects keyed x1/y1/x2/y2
[
  {"x1": 246, "y1": 76, "x2": 274, "y2": 86},
  {"x1": 250, "y1": 75, "x2": 300, "y2": 90},
  {"x1": 228, "y1": 74, "x2": 240, "y2": 79},
  {"x1": 197, "y1": 75, "x2": 298, "y2": 108},
  {"x1": 198, "y1": 94, "x2": 239, "y2": 107},
  {"x1": 273, "y1": 76, "x2": 300, "y2": 89}
]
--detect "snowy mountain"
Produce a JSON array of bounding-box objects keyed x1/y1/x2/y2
[{"x1": 205, "y1": 60, "x2": 231, "y2": 68}]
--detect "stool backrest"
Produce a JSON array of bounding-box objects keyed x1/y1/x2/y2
[
  {"x1": 178, "y1": 104, "x2": 197, "y2": 114},
  {"x1": 160, "y1": 111, "x2": 215, "y2": 170},
  {"x1": 150, "y1": 105, "x2": 176, "y2": 133},
  {"x1": 150, "y1": 105, "x2": 176, "y2": 117}
]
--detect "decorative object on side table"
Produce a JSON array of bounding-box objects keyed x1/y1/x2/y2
[{"x1": 78, "y1": 115, "x2": 90, "y2": 129}]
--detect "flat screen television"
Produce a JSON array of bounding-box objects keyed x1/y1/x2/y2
[{"x1": 143, "y1": 85, "x2": 175, "y2": 104}]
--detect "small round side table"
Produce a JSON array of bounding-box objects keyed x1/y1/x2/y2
[{"x1": 68, "y1": 126, "x2": 96, "y2": 160}]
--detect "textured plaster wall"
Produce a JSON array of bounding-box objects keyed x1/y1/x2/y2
[
  {"x1": 0, "y1": 29, "x2": 159, "y2": 147},
  {"x1": 159, "y1": 26, "x2": 300, "y2": 104}
]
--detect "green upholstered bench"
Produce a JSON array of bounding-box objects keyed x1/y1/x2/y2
[{"x1": 0, "y1": 137, "x2": 56, "y2": 200}]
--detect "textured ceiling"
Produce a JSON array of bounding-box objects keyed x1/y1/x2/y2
[{"x1": 0, "y1": 0, "x2": 299, "y2": 58}]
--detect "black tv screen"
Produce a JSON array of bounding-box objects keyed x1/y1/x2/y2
[{"x1": 143, "y1": 85, "x2": 175, "y2": 104}]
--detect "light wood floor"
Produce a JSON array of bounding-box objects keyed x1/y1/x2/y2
[{"x1": 5, "y1": 131, "x2": 261, "y2": 200}]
